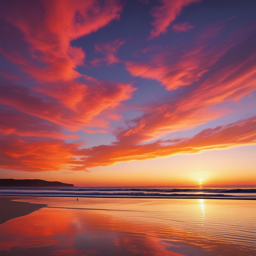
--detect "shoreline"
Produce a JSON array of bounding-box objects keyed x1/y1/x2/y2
[
  {"x1": 1, "y1": 195, "x2": 255, "y2": 200},
  {"x1": 0, "y1": 197, "x2": 47, "y2": 225}
]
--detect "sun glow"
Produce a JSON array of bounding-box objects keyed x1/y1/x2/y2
[
  {"x1": 199, "y1": 179, "x2": 203, "y2": 189},
  {"x1": 199, "y1": 199, "x2": 205, "y2": 218}
]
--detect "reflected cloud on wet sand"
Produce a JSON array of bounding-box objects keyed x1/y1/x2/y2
[{"x1": 0, "y1": 198, "x2": 255, "y2": 256}]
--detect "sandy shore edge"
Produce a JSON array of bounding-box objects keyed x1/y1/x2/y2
[{"x1": 0, "y1": 196, "x2": 47, "y2": 225}]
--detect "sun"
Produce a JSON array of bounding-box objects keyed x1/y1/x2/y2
[{"x1": 199, "y1": 179, "x2": 203, "y2": 185}]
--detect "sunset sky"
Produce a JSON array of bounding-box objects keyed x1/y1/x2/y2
[{"x1": 0, "y1": 0, "x2": 255, "y2": 187}]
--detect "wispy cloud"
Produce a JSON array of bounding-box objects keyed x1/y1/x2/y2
[
  {"x1": 0, "y1": 0, "x2": 123, "y2": 81},
  {"x1": 0, "y1": 135, "x2": 82, "y2": 172},
  {"x1": 76, "y1": 116, "x2": 256, "y2": 170},
  {"x1": 91, "y1": 39, "x2": 125, "y2": 66},
  {"x1": 0, "y1": 78, "x2": 135, "y2": 131},
  {"x1": 124, "y1": 39, "x2": 256, "y2": 142},
  {"x1": 0, "y1": 0, "x2": 255, "y2": 174},
  {"x1": 0, "y1": 105, "x2": 78, "y2": 139},
  {"x1": 149, "y1": 0, "x2": 200, "y2": 38},
  {"x1": 172, "y1": 22, "x2": 194, "y2": 32},
  {"x1": 126, "y1": 22, "x2": 239, "y2": 90}
]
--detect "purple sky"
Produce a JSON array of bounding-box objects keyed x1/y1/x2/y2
[{"x1": 0, "y1": 0, "x2": 256, "y2": 186}]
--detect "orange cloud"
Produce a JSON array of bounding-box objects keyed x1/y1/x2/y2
[
  {"x1": 1, "y1": 0, "x2": 123, "y2": 81},
  {"x1": 0, "y1": 135, "x2": 83, "y2": 172},
  {"x1": 172, "y1": 22, "x2": 194, "y2": 32},
  {"x1": 0, "y1": 78, "x2": 135, "y2": 131},
  {"x1": 149, "y1": 0, "x2": 200, "y2": 38},
  {"x1": 78, "y1": 116, "x2": 256, "y2": 169},
  {"x1": 2, "y1": 47, "x2": 255, "y2": 172},
  {"x1": 123, "y1": 47, "x2": 256, "y2": 142},
  {"x1": 126, "y1": 21, "x2": 238, "y2": 90},
  {"x1": 2, "y1": 46, "x2": 254, "y2": 172}
]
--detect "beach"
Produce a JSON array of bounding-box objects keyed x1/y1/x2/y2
[
  {"x1": 0, "y1": 196, "x2": 255, "y2": 256},
  {"x1": 0, "y1": 197, "x2": 46, "y2": 225}
]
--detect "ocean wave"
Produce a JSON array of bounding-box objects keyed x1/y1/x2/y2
[
  {"x1": 1, "y1": 187, "x2": 256, "y2": 199},
  {"x1": 5, "y1": 187, "x2": 253, "y2": 193}
]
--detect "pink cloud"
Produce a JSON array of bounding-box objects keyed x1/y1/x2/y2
[
  {"x1": 172, "y1": 22, "x2": 194, "y2": 32},
  {"x1": 0, "y1": 1, "x2": 255, "y2": 174},
  {"x1": 0, "y1": 105, "x2": 78, "y2": 139},
  {"x1": 83, "y1": 129, "x2": 108, "y2": 134},
  {"x1": 122, "y1": 50, "x2": 256, "y2": 143},
  {"x1": 126, "y1": 22, "x2": 235, "y2": 90},
  {"x1": 0, "y1": 78, "x2": 135, "y2": 132},
  {"x1": 1, "y1": 0, "x2": 123, "y2": 82},
  {"x1": 149, "y1": 0, "x2": 200, "y2": 38},
  {"x1": 0, "y1": 1, "x2": 133, "y2": 134},
  {"x1": 91, "y1": 39, "x2": 125, "y2": 66}
]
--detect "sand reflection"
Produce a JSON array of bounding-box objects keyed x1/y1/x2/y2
[
  {"x1": 0, "y1": 208, "x2": 187, "y2": 256},
  {"x1": 0, "y1": 198, "x2": 256, "y2": 256}
]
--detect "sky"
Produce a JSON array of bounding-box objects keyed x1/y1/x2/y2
[{"x1": 0, "y1": 0, "x2": 255, "y2": 187}]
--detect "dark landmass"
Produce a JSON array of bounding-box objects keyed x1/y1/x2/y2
[
  {"x1": 0, "y1": 197, "x2": 47, "y2": 224},
  {"x1": 0, "y1": 179, "x2": 74, "y2": 187}
]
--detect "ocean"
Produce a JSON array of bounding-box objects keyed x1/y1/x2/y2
[{"x1": 0, "y1": 186, "x2": 256, "y2": 199}]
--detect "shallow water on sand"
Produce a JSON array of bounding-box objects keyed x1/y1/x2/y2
[{"x1": 0, "y1": 197, "x2": 255, "y2": 256}]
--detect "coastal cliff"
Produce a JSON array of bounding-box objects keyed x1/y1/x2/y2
[{"x1": 0, "y1": 179, "x2": 74, "y2": 187}]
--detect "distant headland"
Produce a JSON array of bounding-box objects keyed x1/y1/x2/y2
[{"x1": 0, "y1": 179, "x2": 74, "y2": 187}]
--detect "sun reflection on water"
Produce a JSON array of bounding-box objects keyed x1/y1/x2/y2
[{"x1": 199, "y1": 199, "x2": 205, "y2": 219}]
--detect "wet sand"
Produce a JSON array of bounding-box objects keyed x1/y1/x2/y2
[
  {"x1": 0, "y1": 196, "x2": 255, "y2": 256},
  {"x1": 0, "y1": 197, "x2": 46, "y2": 225}
]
